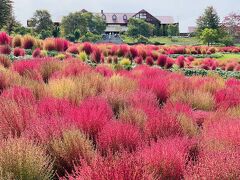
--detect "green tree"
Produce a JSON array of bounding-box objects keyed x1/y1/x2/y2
[
  {"x1": 31, "y1": 10, "x2": 54, "y2": 34},
  {"x1": 167, "y1": 24, "x2": 179, "y2": 36},
  {"x1": 197, "y1": 6, "x2": 220, "y2": 33},
  {"x1": 127, "y1": 18, "x2": 154, "y2": 37},
  {"x1": 200, "y1": 28, "x2": 219, "y2": 46},
  {"x1": 0, "y1": 0, "x2": 13, "y2": 29},
  {"x1": 61, "y1": 12, "x2": 87, "y2": 37}
]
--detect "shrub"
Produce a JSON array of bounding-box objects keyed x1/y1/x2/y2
[
  {"x1": 13, "y1": 47, "x2": 25, "y2": 57},
  {"x1": 49, "y1": 129, "x2": 95, "y2": 176},
  {"x1": 185, "y1": 150, "x2": 240, "y2": 179},
  {"x1": 0, "y1": 32, "x2": 11, "y2": 45},
  {"x1": 157, "y1": 54, "x2": 167, "y2": 67},
  {"x1": 0, "y1": 138, "x2": 54, "y2": 180},
  {"x1": 215, "y1": 87, "x2": 240, "y2": 108},
  {"x1": 141, "y1": 137, "x2": 191, "y2": 179},
  {"x1": 69, "y1": 97, "x2": 113, "y2": 139},
  {"x1": 64, "y1": 153, "x2": 151, "y2": 180},
  {"x1": 176, "y1": 55, "x2": 185, "y2": 68},
  {"x1": 145, "y1": 56, "x2": 154, "y2": 66},
  {"x1": 98, "y1": 121, "x2": 141, "y2": 154},
  {"x1": 0, "y1": 55, "x2": 11, "y2": 68},
  {"x1": 67, "y1": 45, "x2": 79, "y2": 54},
  {"x1": 78, "y1": 51, "x2": 88, "y2": 61},
  {"x1": 22, "y1": 35, "x2": 36, "y2": 49},
  {"x1": 166, "y1": 57, "x2": 175, "y2": 69},
  {"x1": 54, "y1": 38, "x2": 69, "y2": 52},
  {"x1": 134, "y1": 56, "x2": 143, "y2": 64},
  {"x1": 91, "y1": 47, "x2": 102, "y2": 63},
  {"x1": 12, "y1": 35, "x2": 22, "y2": 47},
  {"x1": 82, "y1": 42, "x2": 93, "y2": 55},
  {"x1": 120, "y1": 58, "x2": 131, "y2": 66},
  {"x1": 119, "y1": 106, "x2": 147, "y2": 130},
  {"x1": 40, "y1": 59, "x2": 62, "y2": 83},
  {"x1": 43, "y1": 38, "x2": 56, "y2": 51},
  {"x1": 32, "y1": 48, "x2": 41, "y2": 58},
  {"x1": 0, "y1": 45, "x2": 11, "y2": 55},
  {"x1": 0, "y1": 73, "x2": 10, "y2": 93},
  {"x1": 130, "y1": 47, "x2": 138, "y2": 59}
]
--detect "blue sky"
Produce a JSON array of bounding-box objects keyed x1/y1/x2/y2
[{"x1": 13, "y1": 0, "x2": 240, "y2": 32}]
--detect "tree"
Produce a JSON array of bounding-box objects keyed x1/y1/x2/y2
[
  {"x1": 167, "y1": 24, "x2": 179, "y2": 36},
  {"x1": 127, "y1": 18, "x2": 154, "y2": 37},
  {"x1": 222, "y1": 13, "x2": 240, "y2": 37},
  {"x1": 31, "y1": 10, "x2": 54, "y2": 34},
  {"x1": 61, "y1": 12, "x2": 88, "y2": 37},
  {"x1": 200, "y1": 28, "x2": 219, "y2": 46},
  {"x1": 0, "y1": 0, "x2": 13, "y2": 29},
  {"x1": 197, "y1": 6, "x2": 220, "y2": 32}
]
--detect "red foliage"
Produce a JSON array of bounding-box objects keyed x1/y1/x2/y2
[
  {"x1": 145, "y1": 56, "x2": 154, "y2": 66},
  {"x1": 98, "y1": 121, "x2": 141, "y2": 153},
  {"x1": 141, "y1": 137, "x2": 191, "y2": 179},
  {"x1": 67, "y1": 45, "x2": 79, "y2": 54},
  {"x1": 166, "y1": 57, "x2": 175, "y2": 69},
  {"x1": 0, "y1": 45, "x2": 11, "y2": 55},
  {"x1": 201, "y1": 58, "x2": 218, "y2": 70},
  {"x1": 134, "y1": 56, "x2": 143, "y2": 64},
  {"x1": 215, "y1": 87, "x2": 240, "y2": 108},
  {"x1": 130, "y1": 47, "x2": 138, "y2": 59},
  {"x1": 65, "y1": 153, "x2": 152, "y2": 180},
  {"x1": 69, "y1": 97, "x2": 113, "y2": 139},
  {"x1": 118, "y1": 45, "x2": 129, "y2": 57},
  {"x1": 32, "y1": 48, "x2": 41, "y2": 58},
  {"x1": 55, "y1": 38, "x2": 69, "y2": 52},
  {"x1": 0, "y1": 55, "x2": 11, "y2": 68},
  {"x1": 13, "y1": 47, "x2": 26, "y2": 57},
  {"x1": 91, "y1": 47, "x2": 102, "y2": 63},
  {"x1": 0, "y1": 32, "x2": 11, "y2": 45},
  {"x1": 157, "y1": 54, "x2": 167, "y2": 67},
  {"x1": 176, "y1": 55, "x2": 185, "y2": 68},
  {"x1": 82, "y1": 42, "x2": 93, "y2": 55}
]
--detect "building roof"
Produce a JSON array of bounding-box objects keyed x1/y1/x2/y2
[
  {"x1": 95, "y1": 13, "x2": 135, "y2": 24},
  {"x1": 188, "y1": 26, "x2": 197, "y2": 33},
  {"x1": 156, "y1": 16, "x2": 175, "y2": 24}
]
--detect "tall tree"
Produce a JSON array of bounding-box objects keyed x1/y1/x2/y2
[
  {"x1": 0, "y1": 0, "x2": 13, "y2": 29},
  {"x1": 222, "y1": 13, "x2": 240, "y2": 37},
  {"x1": 31, "y1": 10, "x2": 54, "y2": 34},
  {"x1": 197, "y1": 6, "x2": 220, "y2": 32},
  {"x1": 61, "y1": 12, "x2": 87, "y2": 36}
]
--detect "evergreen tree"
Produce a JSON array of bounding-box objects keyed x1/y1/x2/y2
[{"x1": 0, "y1": 0, "x2": 13, "y2": 29}]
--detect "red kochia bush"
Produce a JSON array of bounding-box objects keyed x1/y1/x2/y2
[
  {"x1": 185, "y1": 150, "x2": 240, "y2": 179},
  {"x1": 141, "y1": 137, "x2": 191, "y2": 179},
  {"x1": 0, "y1": 32, "x2": 11, "y2": 45},
  {"x1": 0, "y1": 45, "x2": 11, "y2": 55},
  {"x1": 157, "y1": 54, "x2": 167, "y2": 67},
  {"x1": 134, "y1": 56, "x2": 143, "y2": 64},
  {"x1": 145, "y1": 111, "x2": 181, "y2": 140},
  {"x1": 0, "y1": 55, "x2": 11, "y2": 68},
  {"x1": 55, "y1": 38, "x2": 69, "y2": 52},
  {"x1": 166, "y1": 57, "x2": 175, "y2": 69},
  {"x1": 215, "y1": 87, "x2": 240, "y2": 108},
  {"x1": 140, "y1": 77, "x2": 169, "y2": 103},
  {"x1": 32, "y1": 48, "x2": 41, "y2": 58},
  {"x1": 13, "y1": 47, "x2": 26, "y2": 57},
  {"x1": 69, "y1": 97, "x2": 113, "y2": 139},
  {"x1": 82, "y1": 42, "x2": 93, "y2": 55},
  {"x1": 91, "y1": 47, "x2": 102, "y2": 63},
  {"x1": 65, "y1": 153, "x2": 151, "y2": 180},
  {"x1": 67, "y1": 45, "x2": 79, "y2": 54},
  {"x1": 37, "y1": 97, "x2": 72, "y2": 119},
  {"x1": 145, "y1": 56, "x2": 154, "y2": 66},
  {"x1": 176, "y1": 55, "x2": 185, "y2": 68},
  {"x1": 98, "y1": 121, "x2": 141, "y2": 153},
  {"x1": 130, "y1": 47, "x2": 138, "y2": 59}
]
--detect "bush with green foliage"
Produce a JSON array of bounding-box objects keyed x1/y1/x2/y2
[{"x1": 127, "y1": 18, "x2": 154, "y2": 37}]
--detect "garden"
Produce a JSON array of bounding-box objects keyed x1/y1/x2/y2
[{"x1": 0, "y1": 31, "x2": 240, "y2": 179}]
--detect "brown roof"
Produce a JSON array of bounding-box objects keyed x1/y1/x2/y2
[
  {"x1": 95, "y1": 13, "x2": 135, "y2": 24},
  {"x1": 156, "y1": 16, "x2": 175, "y2": 24}
]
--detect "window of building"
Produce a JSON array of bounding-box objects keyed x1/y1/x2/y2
[
  {"x1": 102, "y1": 14, "x2": 106, "y2": 20},
  {"x1": 112, "y1": 14, "x2": 117, "y2": 21},
  {"x1": 123, "y1": 14, "x2": 127, "y2": 21}
]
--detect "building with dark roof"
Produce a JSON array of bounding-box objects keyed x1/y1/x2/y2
[{"x1": 95, "y1": 9, "x2": 179, "y2": 35}]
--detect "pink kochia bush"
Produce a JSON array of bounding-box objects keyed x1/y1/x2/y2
[
  {"x1": 0, "y1": 32, "x2": 11, "y2": 45},
  {"x1": 98, "y1": 121, "x2": 142, "y2": 153},
  {"x1": 69, "y1": 97, "x2": 113, "y2": 139},
  {"x1": 1, "y1": 42, "x2": 240, "y2": 179}
]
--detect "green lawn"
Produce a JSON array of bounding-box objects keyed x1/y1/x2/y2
[
  {"x1": 121, "y1": 35, "x2": 201, "y2": 46},
  {"x1": 217, "y1": 53, "x2": 240, "y2": 60}
]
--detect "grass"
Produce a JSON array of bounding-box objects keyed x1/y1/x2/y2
[
  {"x1": 217, "y1": 53, "x2": 240, "y2": 61},
  {"x1": 122, "y1": 35, "x2": 201, "y2": 46}
]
